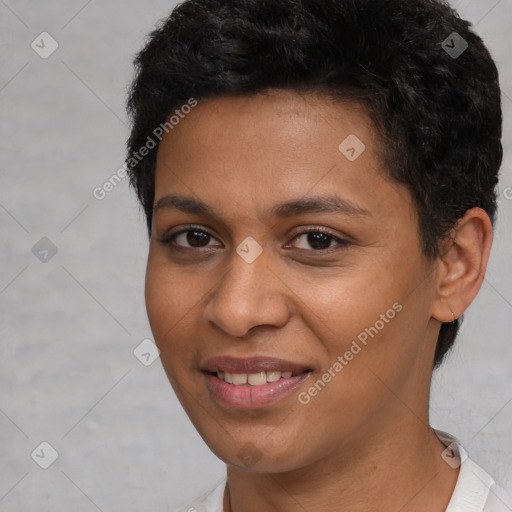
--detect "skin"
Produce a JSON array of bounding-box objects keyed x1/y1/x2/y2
[{"x1": 145, "y1": 89, "x2": 493, "y2": 512}]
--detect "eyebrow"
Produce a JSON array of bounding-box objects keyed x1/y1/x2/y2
[{"x1": 153, "y1": 194, "x2": 371, "y2": 219}]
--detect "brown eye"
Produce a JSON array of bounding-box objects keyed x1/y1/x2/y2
[
  {"x1": 289, "y1": 229, "x2": 349, "y2": 252},
  {"x1": 178, "y1": 229, "x2": 212, "y2": 248},
  {"x1": 158, "y1": 226, "x2": 221, "y2": 249}
]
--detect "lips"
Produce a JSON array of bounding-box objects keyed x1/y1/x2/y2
[
  {"x1": 201, "y1": 355, "x2": 312, "y2": 375},
  {"x1": 201, "y1": 355, "x2": 313, "y2": 409}
]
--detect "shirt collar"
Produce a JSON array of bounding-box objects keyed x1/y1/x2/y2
[{"x1": 434, "y1": 428, "x2": 496, "y2": 512}]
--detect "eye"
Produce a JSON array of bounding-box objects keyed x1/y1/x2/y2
[
  {"x1": 158, "y1": 225, "x2": 221, "y2": 250},
  {"x1": 287, "y1": 228, "x2": 350, "y2": 252},
  {"x1": 158, "y1": 225, "x2": 350, "y2": 253}
]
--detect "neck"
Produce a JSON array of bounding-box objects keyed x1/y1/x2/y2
[{"x1": 223, "y1": 417, "x2": 459, "y2": 512}]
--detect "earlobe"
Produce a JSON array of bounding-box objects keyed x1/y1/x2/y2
[{"x1": 431, "y1": 207, "x2": 493, "y2": 323}]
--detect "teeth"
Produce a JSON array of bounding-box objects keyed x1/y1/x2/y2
[
  {"x1": 248, "y1": 372, "x2": 267, "y2": 386},
  {"x1": 215, "y1": 370, "x2": 298, "y2": 385},
  {"x1": 266, "y1": 371, "x2": 281, "y2": 382},
  {"x1": 231, "y1": 373, "x2": 248, "y2": 385}
]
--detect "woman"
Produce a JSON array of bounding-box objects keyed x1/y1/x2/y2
[{"x1": 125, "y1": 0, "x2": 511, "y2": 510}]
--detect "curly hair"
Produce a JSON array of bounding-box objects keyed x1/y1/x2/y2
[{"x1": 125, "y1": 0, "x2": 502, "y2": 369}]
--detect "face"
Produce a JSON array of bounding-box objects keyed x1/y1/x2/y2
[{"x1": 145, "y1": 90, "x2": 440, "y2": 473}]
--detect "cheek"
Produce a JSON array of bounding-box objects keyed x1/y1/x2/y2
[
  {"x1": 298, "y1": 254, "x2": 426, "y2": 379},
  {"x1": 299, "y1": 264, "x2": 400, "y2": 339},
  {"x1": 144, "y1": 260, "x2": 170, "y2": 340},
  {"x1": 144, "y1": 260, "x2": 194, "y2": 394},
  {"x1": 144, "y1": 254, "x2": 193, "y2": 347}
]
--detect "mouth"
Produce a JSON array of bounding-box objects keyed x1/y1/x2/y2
[
  {"x1": 201, "y1": 355, "x2": 313, "y2": 409},
  {"x1": 207, "y1": 369, "x2": 311, "y2": 385}
]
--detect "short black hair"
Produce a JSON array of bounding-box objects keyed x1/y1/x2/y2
[{"x1": 125, "y1": 0, "x2": 502, "y2": 369}]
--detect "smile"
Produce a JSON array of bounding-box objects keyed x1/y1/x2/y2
[
  {"x1": 215, "y1": 370, "x2": 300, "y2": 385},
  {"x1": 201, "y1": 355, "x2": 313, "y2": 409}
]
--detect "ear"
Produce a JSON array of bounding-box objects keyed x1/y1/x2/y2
[{"x1": 431, "y1": 207, "x2": 493, "y2": 323}]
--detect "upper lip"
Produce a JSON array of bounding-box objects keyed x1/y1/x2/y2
[{"x1": 201, "y1": 355, "x2": 311, "y2": 374}]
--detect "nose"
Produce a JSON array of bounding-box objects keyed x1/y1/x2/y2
[{"x1": 203, "y1": 246, "x2": 290, "y2": 338}]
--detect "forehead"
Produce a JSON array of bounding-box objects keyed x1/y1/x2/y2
[
  {"x1": 153, "y1": 90, "x2": 411, "y2": 224},
  {"x1": 159, "y1": 90, "x2": 377, "y2": 150}
]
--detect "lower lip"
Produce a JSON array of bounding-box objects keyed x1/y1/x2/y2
[{"x1": 204, "y1": 372, "x2": 311, "y2": 410}]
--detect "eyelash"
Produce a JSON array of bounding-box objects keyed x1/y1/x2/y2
[{"x1": 157, "y1": 224, "x2": 350, "y2": 254}]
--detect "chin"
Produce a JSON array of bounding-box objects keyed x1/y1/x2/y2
[{"x1": 200, "y1": 428, "x2": 312, "y2": 474}]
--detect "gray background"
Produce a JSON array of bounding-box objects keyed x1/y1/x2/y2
[{"x1": 0, "y1": 1, "x2": 511, "y2": 511}]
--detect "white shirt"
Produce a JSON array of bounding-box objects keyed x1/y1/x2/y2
[{"x1": 178, "y1": 430, "x2": 511, "y2": 512}]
